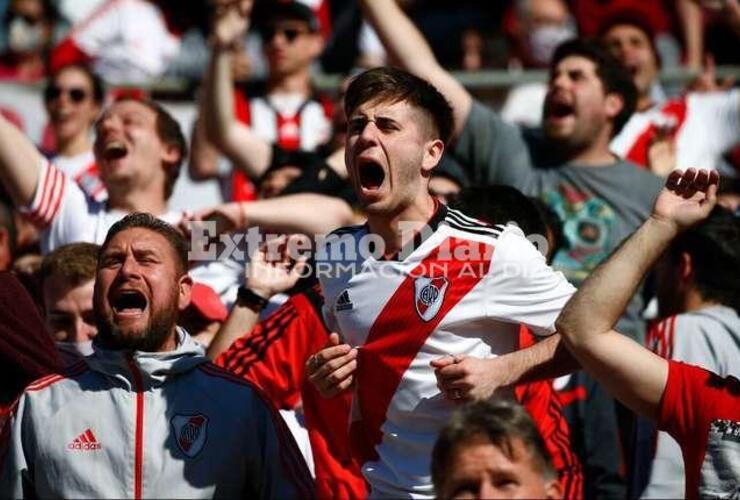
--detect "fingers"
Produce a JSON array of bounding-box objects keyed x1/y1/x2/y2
[
  {"x1": 430, "y1": 355, "x2": 456, "y2": 369},
  {"x1": 306, "y1": 345, "x2": 358, "y2": 398}
]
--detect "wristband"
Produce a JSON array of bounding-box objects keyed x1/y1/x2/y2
[{"x1": 236, "y1": 286, "x2": 269, "y2": 310}]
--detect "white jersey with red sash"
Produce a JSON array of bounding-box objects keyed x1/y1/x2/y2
[
  {"x1": 610, "y1": 90, "x2": 740, "y2": 171},
  {"x1": 231, "y1": 89, "x2": 332, "y2": 201},
  {"x1": 318, "y1": 204, "x2": 575, "y2": 498}
]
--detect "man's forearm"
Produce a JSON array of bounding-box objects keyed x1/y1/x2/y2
[
  {"x1": 496, "y1": 333, "x2": 579, "y2": 386},
  {"x1": 556, "y1": 217, "x2": 678, "y2": 347},
  {"x1": 0, "y1": 115, "x2": 43, "y2": 207},
  {"x1": 207, "y1": 302, "x2": 260, "y2": 360}
]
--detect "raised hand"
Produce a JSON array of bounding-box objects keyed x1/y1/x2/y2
[
  {"x1": 246, "y1": 234, "x2": 309, "y2": 299},
  {"x1": 652, "y1": 168, "x2": 719, "y2": 232},
  {"x1": 211, "y1": 0, "x2": 253, "y2": 49}
]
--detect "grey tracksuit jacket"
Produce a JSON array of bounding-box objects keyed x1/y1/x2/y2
[{"x1": 0, "y1": 329, "x2": 314, "y2": 499}]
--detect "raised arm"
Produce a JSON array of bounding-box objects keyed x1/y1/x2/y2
[
  {"x1": 0, "y1": 114, "x2": 45, "y2": 207},
  {"x1": 359, "y1": 0, "x2": 472, "y2": 139},
  {"x1": 204, "y1": 0, "x2": 272, "y2": 179},
  {"x1": 555, "y1": 169, "x2": 720, "y2": 421}
]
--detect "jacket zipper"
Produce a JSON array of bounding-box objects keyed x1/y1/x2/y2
[{"x1": 127, "y1": 356, "x2": 144, "y2": 500}]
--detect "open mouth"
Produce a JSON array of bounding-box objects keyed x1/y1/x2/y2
[
  {"x1": 102, "y1": 140, "x2": 128, "y2": 161},
  {"x1": 111, "y1": 289, "x2": 148, "y2": 316},
  {"x1": 358, "y1": 159, "x2": 385, "y2": 191},
  {"x1": 545, "y1": 98, "x2": 575, "y2": 120}
]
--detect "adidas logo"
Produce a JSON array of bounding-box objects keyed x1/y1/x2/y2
[
  {"x1": 67, "y1": 428, "x2": 102, "y2": 451},
  {"x1": 336, "y1": 290, "x2": 354, "y2": 311}
]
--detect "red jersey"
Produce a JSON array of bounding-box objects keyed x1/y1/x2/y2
[{"x1": 659, "y1": 361, "x2": 740, "y2": 499}]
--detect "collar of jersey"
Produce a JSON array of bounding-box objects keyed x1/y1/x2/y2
[{"x1": 376, "y1": 200, "x2": 447, "y2": 262}]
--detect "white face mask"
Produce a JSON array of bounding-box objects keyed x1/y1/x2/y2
[
  {"x1": 56, "y1": 340, "x2": 95, "y2": 360},
  {"x1": 7, "y1": 16, "x2": 46, "y2": 54},
  {"x1": 528, "y1": 23, "x2": 576, "y2": 67}
]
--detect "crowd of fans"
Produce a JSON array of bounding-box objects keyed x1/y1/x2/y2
[{"x1": 0, "y1": 0, "x2": 738, "y2": 498}]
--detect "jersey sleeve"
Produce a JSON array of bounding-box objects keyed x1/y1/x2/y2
[
  {"x1": 452, "y1": 100, "x2": 535, "y2": 189},
  {"x1": 484, "y1": 225, "x2": 576, "y2": 336},
  {"x1": 19, "y1": 159, "x2": 91, "y2": 253}
]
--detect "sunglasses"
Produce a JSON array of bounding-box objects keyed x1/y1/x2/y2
[
  {"x1": 44, "y1": 86, "x2": 88, "y2": 104},
  {"x1": 260, "y1": 25, "x2": 310, "y2": 43}
]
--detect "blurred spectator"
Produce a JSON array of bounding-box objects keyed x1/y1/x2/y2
[
  {"x1": 39, "y1": 242, "x2": 99, "y2": 365},
  {"x1": 603, "y1": 14, "x2": 740, "y2": 175},
  {"x1": 431, "y1": 399, "x2": 562, "y2": 499},
  {"x1": 0, "y1": 271, "x2": 60, "y2": 414},
  {"x1": 42, "y1": 63, "x2": 106, "y2": 201},
  {"x1": 0, "y1": 0, "x2": 63, "y2": 82},
  {"x1": 49, "y1": 0, "x2": 180, "y2": 84},
  {"x1": 633, "y1": 207, "x2": 740, "y2": 497},
  {"x1": 569, "y1": 0, "x2": 704, "y2": 70},
  {"x1": 500, "y1": 0, "x2": 577, "y2": 127},
  {"x1": 194, "y1": 0, "x2": 333, "y2": 203},
  {"x1": 428, "y1": 156, "x2": 469, "y2": 206}
]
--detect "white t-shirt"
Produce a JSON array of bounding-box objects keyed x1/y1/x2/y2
[
  {"x1": 50, "y1": 150, "x2": 107, "y2": 202},
  {"x1": 611, "y1": 90, "x2": 740, "y2": 171},
  {"x1": 318, "y1": 205, "x2": 575, "y2": 498},
  {"x1": 22, "y1": 159, "x2": 242, "y2": 300}
]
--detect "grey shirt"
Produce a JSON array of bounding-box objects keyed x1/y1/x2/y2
[{"x1": 454, "y1": 100, "x2": 664, "y2": 339}]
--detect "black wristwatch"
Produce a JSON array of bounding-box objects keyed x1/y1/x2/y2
[{"x1": 236, "y1": 286, "x2": 269, "y2": 311}]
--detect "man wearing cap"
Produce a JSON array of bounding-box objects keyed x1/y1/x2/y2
[{"x1": 197, "y1": 0, "x2": 333, "y2": 202}]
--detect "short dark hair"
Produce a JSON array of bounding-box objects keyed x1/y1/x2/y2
[
  {"x1": 432, "y1": 399, "x2": 555, "y2": 493},
  {"x1": 669, "y1": 207, "x2": 740, "y2": 310},
  {"x1": 597, "y1": 11, "x2": 662, "y2": 69},
  {"x1": 100, "y1": 213, "x2": 188, "y2": 276},
  {"x1": 344, "y1": 67, "x2": 454, "y2": 145},
  {"x1": 551, "y1": 38, "x2": 637, "y2": 136},
  {"x1": 114, "y1": 98, "x2": 188, "y2": 199},
  {"x1": 48, "y1": 63, "x2": 105, "y2": 104},
  {"x1": 40, "y1": 242, "x2": 100, "y2": 290}
]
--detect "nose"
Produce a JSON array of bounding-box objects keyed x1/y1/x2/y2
[
  {"x1": 119, "y1": 252, "x2": 143, "y2": 279},
  {"x1": 72, "y1": 317, "x2": 97, "y2": 343},
  {"x1": 97, "y1": 113, "x2": 121, "y2": 135},
  {"x1": 356, "y1": 120, "x2": 380, "y2": 145}
]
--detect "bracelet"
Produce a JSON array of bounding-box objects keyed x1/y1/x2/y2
[{"x1": 236, "y1": 286, "x2": 269, "y2": 311}]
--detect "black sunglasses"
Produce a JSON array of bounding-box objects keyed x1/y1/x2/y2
[
  {"x1": 44, "y1": 85, "x2": 88, "y2": 104},
  {"x1": 260, "y1": 26, "x2": 309, "y2": 43}
]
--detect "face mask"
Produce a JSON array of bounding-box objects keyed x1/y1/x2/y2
[
  {"x1": 7, "y1": 16, "x2": 46, "y2": 54},
  {"x1": 528, "y1": 23, "x2": 575, "y2": 67},
  {"x1": 56, "y1": 340, "x2": 95, "y2": 360}
]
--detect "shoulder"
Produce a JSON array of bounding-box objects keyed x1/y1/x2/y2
[{"x1": 443, "y1": 206, "x2": 505, "y2": 242}]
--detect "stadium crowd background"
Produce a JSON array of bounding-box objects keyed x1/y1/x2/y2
[{"x1": 0, "y1": 0, "x2": 738, "y2": 498}]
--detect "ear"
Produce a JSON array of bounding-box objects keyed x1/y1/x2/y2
[
  {"x1": 421, "y1": 139, "x2": 445, "y2": 174},
  {"x1": 308, "y1": 33, "x2": 325, "y2": 58},
  {"x1": 544, "y1": 478, "x2": 563, "y2": 499},
  {"x1": 0, "y1": 228, "x2": 10, "y2": 271},
  {"x1": 160, "y1": 142, "x2": 181, "y2": 167},
  {"x1": 177, "y1": 273, "x2": 193, "y2": 311},
  {"x1": 605, "y1": 92, "x2": 624, "y2": 121},
  {"x1": 679, "y1": 251, "x2": 694, "y2": 281}
]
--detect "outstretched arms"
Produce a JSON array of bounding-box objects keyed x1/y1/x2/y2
[
  {"x1": 359, "y1": 0, "x2": 472, "y2": 140},
  {"x1": 0, "y1": 114, "x2": 45, "y2": 208},
  {"x1": 555, "y1": 169, "x2": 720, "y2": 421}
]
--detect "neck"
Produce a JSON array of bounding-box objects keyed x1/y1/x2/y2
[
  {"x1": 637, "y1": 93, "x2": 654, "y2": 112},
  {"x1": 156, "y1": 329, "x2": 179, "y2": 352},
  {"x1": 684, "y1": 288, "x2": 719, "y2": 313},
  {"x1": 57, "y1": 133, "x2": 92, "y2": 157},
  {"x1": 561, "y1": 129, "x2": 617, "y2": 166},
  {"x1": 108, "y1": 186, "x2": 168, "y2": 215},
  {"x1": 367, "y1": 195, "x2": 437, "y2": 258},
  {"x1": 268, "y1": 69, "x2": 312, "y2": 95}
]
